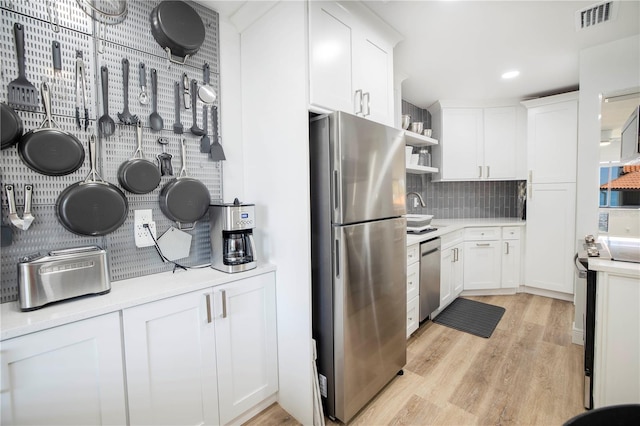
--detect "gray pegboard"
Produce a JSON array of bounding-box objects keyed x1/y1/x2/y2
[{"x1": 1, "y1": 0, "x2": 223, "y2": 303}]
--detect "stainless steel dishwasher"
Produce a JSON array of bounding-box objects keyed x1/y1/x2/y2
[{"x1": 419, "y1": 238, "x2": 441, "y2": 322}]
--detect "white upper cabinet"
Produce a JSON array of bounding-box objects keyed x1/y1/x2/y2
[
  {"x1": 484, "y1": 107, "x2": 519, "y2": 179},
  {"x1": 429, "y1": 102, "x2": 526, "y2": 181},
  {"x1": 522, "y1": 93, "x2": 578, "y2": 184},
  {"x1": 309, "y1": 1, "x2": 400, "y2": 126}
]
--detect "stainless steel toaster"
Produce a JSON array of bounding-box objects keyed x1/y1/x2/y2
[{"x1": 17, "y1": 246, "x2": 111, "y2": 311}]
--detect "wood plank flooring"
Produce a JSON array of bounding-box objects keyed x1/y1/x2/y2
[{"x1": 243, "y1": 294, "x2": 586, "y2": 425}]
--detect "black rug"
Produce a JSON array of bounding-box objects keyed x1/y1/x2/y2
[{"x1": 433, "y1": 298, "x2": 505, "y2": 338}]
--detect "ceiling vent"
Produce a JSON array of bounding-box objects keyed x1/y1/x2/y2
[{"x1": 575, "y1": 1, "x2": 618, "y2": 30}]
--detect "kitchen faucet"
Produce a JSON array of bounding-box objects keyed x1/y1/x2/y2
[{"x1": 406, "y1": 192, "x2": 426, "y2": 207}]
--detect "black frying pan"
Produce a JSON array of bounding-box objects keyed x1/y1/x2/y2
[
  {"x1": 56, "y1": 135, "x2": 128, "y2": 236},
  {"x1": 118, "y1": 122, "x2": 161, "y2": 194},
  {"x1": 1, "y1": 103, "x2": 23, "y2": 150},
  {"x1": 159, "y1": 138, "x2": 210, "y2": 229},
  {"x1": 150, "y1": 1, "x2": 205, "y2": 65},
  {"x1": 18, "y1": 82, "x2": 85, "y2": 176}
]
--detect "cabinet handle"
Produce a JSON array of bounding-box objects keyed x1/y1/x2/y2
[
  {"x1": 476, "y1": 243, "x2": 490, "y2": 247},
  {"x1": 528, "y1": 170, "x2": 533, "y2": 199},
  {"x1": 486, "y1": 166, "x2": 490, "y2": 178},
  {"x1": 205, "y1": 294, "x2": 213, "y2": 323},
  {"x1": 354, "y1": 89, "x2": 363, "y2": 115},
  {"x1": 478, "y1": 166, "x2": 482, "y2": 178},
  {"x1": 221, "y1": 290, "x2": 227, "y2": 319},
  {"x1": 505, "y1": 241, "x2": 510, "y2": 255},
  {"x1": 363, "y1": 92, "x2": 370, "y2": 116}
]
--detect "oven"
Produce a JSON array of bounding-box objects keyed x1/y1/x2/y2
[{"x1": 576, "y1": 234, "x2": 640, "y2": 410}]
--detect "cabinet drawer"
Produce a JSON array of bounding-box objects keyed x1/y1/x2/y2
[
  {"x1": 464, "y1": 227, "x2": 500, "y2": 241},
  {"x1": 407, "y1": 295, "x2": 419, "y2": 338},
  {"x1": 407, "y1": 244, "x2": 419, "y2": 265},
  {"x1": 407, "y1": 262, "x2": 419, "y2": 300},
  {"x1": 502, "y1": 226, "x2": 521, "y2": 240}
]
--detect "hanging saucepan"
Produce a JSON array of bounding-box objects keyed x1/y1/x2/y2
[
  {"x1": 149, "y1": 1, "x2": 205, "y2": 65},
  {"x1": 56, "y1": 135, "x2": 129, "y2": 236},
  {"x1": 118, "y1": 121, "x2": 161, "y2": 194},
  {"x1": 18, "y1": 82, "x2": 85, "y2": 176},
  {"x1": 1, "y1": 103, "x2": 23, "y2": 150},
  {"x1": 159, "y1": 138, "x2": 210, "y2": 230}
]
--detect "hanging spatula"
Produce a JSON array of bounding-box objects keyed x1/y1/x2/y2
[
  {"x1": 209, "y1": 105, "x2": 226, "y2": 161},
  {"x1": 8, "y1": 23, "x2": 38, "y2": 111}
]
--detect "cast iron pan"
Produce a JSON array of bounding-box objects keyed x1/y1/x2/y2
[
  {"x1": 56, "y1": 135, "x2": 128, "y2": 236},
  {"x1": 159, "y1": 138, "x2": 210, "y2": 229},
  {"x1": 1, "y1": 103, "x2": 23, "y2": 150},
  {"x1": 150, "y1": 1, "x2": 205, "y2": 64},
  {"x1": 118, "y1": 121, "x2": 161, "y2": 194},
  {"x1": 18, "y1": 82, "x2": 84, "y2": 175}
]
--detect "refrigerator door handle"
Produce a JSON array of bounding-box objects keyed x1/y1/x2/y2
[
  {"x1": 333, "y1": 170, "x2": 340, "y2": 213},
  {"x1": 335, "y1": 239, "x2": 340, "y2": 277}
]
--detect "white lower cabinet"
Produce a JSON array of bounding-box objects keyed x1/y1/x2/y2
[
  {"x1": 439, "y1": 231, "x2": 464, "y2": 311},
  {"x1": 501, "y1": 227, "x2": 521, "y2": 289},
  {"x1": 463, "y1": 240, "x2": 502, "y2": 290},
  {"x1": 406, "y1": 244, "x2": 420, "y2": 337},
  {"x1": 0, "y1": 313, "x2": 127, "y2": 425},
  {"x1": 462, "y1": 226, "x2": 523, "y2": 291},
  {"x1": 122, "y1": 272, "x2": 278, "y2": 425}
]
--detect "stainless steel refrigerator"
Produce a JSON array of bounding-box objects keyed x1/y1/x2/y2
[{"x1": 310, "y1": 111, "x2": 407, "y2": 423}]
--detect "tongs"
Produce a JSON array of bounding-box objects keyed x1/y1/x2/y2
[
  {"x1": 75, "y1": 50, "x2": 89, "y2": 130},
  {"x1": 5, "y1": 184, "x2": 34, "y2": 230}
]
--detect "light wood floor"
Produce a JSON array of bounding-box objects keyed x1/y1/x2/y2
[{"x1": 244, "y1": 294, "x2": 586, "y2": 425}]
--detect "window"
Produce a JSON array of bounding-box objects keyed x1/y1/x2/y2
[{"x1": 599, "y1": 163, "x2": 640, "y2": 207}]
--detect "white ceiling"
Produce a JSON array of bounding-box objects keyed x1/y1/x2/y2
[
  {"x1": 200, "y1": 0, "x2": 640, "y2": 129},
  {"x1": 362, "y1": 0, "x2": 640, "y2": 108}
]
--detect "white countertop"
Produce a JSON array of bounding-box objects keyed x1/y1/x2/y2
[
  {"x1": 1, "y1": 263, "x2": 277, "y2": 341},
  {"x1": 406, "y1": 217, "x2": 526, "y2": 246},
  {"x1": 588, "y1": 258, "x2": 640, "y2": 277}
]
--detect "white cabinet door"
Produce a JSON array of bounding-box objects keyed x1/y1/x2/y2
[
  {"x1": 501, "y1": 239, "x2": 521, "y2": 289},
  {"x1": 353, "y1": 34, "x2": 393, "y2": 125},
  {"x1": 452, "y1": 244, "x2": 464, "y2": 297},
  {"x1": 463, "y1": 241, "x2": 502, "y2": 290},
  {"x1": 440, "y1": 246, "x2": 454, "y2": 309},
  {"x1": 440, "y1": 108, "x2": 484, "y2": 180},
  {"x1": 526, "y1": 98, "x2": 578, "y2": 183},
  {"x1": 407, "y1": 296, "x2": 419, "y2": 338},
  {"x1": 123, "y1": 289, "x2": 219, "y2": 426},
  {"x1": 484, "y1": 106, "x2": 517, "y2": 179},
  {"x1": 215, "y1": 273, "x2": 278, "y2": 425},
  {"x1": 407, "y1": 261, "x2": 420, "y2": 302},
  {"x1": 309, "y1": 1, "x2": 353, "y2": 114},
  {"x1": 1, "y1": 313, "x2": 126, "y2": 426},
  {"x1": 525, "y1": 183, "x2": 576, "y2": 294}
]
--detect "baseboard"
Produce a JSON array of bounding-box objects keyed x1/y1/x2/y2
[
  {"x1": 518, "y1": 285, "x2": 574, "y2": 302},
  {"x1": 227, "y1": 394, "x2": 278, "y2": 426},
  {"x1": 460, "y1": 288, "x2": 517, "y2": 297},
  {"x1": 572, "y1": 322, "x2": 584, "y2": 346}
]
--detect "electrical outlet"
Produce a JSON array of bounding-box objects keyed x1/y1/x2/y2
[{"x1": 134, "y1": 209, "x2": 156, "y2": 248}]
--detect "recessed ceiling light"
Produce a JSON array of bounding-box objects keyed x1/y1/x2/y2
[{"x1": 501, "y1": 70, "x2": 520, "y2": 79}]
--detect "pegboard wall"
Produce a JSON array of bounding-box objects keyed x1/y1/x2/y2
[{"x1": 1, "y1": 0, "x2": 223, "y2": 303}]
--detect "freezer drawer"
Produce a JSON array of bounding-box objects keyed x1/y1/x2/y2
[{"x1": 330, "y1": 217, "x2": 407, "y2": 422}]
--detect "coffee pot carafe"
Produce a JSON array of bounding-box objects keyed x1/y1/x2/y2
[{"x1": 210, "y1": 199, "x2": 257, "y2": 273}]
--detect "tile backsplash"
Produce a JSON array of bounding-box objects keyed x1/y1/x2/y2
[{"x1": 403, "y1": 100, "x2": 524, "y2": 219}]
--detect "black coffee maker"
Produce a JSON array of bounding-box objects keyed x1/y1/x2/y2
[{"x1": 209, "y1": 199, "x2": 257, "y2": 273}]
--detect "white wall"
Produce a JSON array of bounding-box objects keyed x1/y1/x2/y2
[
  {"x1": 218, "y1": 14, "x2": 245, "y2": 202},
  {"x1": 573, "y1": 34, "x2": 640, "y2": 343},
  {"x1": 239, "y1": 2, "x2": 314, "y2": 424},
  {"x1": 577, "y1": 34, "x2": 640, "y2": 241}
]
